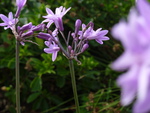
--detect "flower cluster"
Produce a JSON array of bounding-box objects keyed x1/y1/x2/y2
[
  {"x1": 38, "y1": 6, "x2": 109, "y2": 62},
  {"x1": 111, "y1": 0, "x2": 150, "y2": 112},
  {"x1": 0, "y1": 0, "x2": 45, "y2": 45}
]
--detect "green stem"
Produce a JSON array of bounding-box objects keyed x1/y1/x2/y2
[
  {"x1": 16, "y1": 41, "x2": 21, "y2": 113},
  {"x1": 69, "y1": 59, "x2": 80, "y2": 113}
]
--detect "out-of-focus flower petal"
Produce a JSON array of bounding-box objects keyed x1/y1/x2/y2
[
  {"x1": 15, "y1": 0, "x2": 27, "y2": 17},
  {"x1": 111, "y1": 51, "x2": 136, "y2": 71},
  {"x1": 117, "y1": 65, "x2": 138, "y2": 105},
  {"x1": 137, "y1": 64, "x2": 150, "y2": 101},
  {"x1": 133, "y1": 91, "x2": 150, "y2": 113},
  {"x1": 137, "y1": 0, "x2": 150, "y2": 24}
]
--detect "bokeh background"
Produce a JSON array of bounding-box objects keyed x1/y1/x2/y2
[{"x1": 0, "y1": 0, "x2": 134, "y2": 113}]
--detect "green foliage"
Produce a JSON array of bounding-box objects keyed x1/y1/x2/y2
[
  {"x1": 27, "y1": 92, "x2": 41, "y2": 103},
  {"x1": 0, "y1": 0, "x2": 133, "y2": 112}
]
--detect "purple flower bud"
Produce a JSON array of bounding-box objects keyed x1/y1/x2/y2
[
  {"x1": 75, "y1": 19, "x2": 82, "y2": 34},
  {"x1": 17, "y1": 26, "x2": 21, "y2": 32},
  {"x1": 81, "y1": 43, "x2": 89, "y2": 52},
  {"x1": 32, "y1": 24, "x2": 46, "y2": 31},
  {"x1": 15, "y1": 0, "x2": 27, "y2": 18},
  {"x1": 22, "y1": 30, "x2": 33, "y2": 38},
  {"x1": 68, "y1": 45, "x2": 72, "y2": 53},
  {"x1": 19, "y1": 22, "x2": 32, "y2": 32},
  {"x1": 37, "y1": 32, "x2": 52, "y2": 40},
  {"x1": 71, "y1": 50, "x2": 74, "y2": 55}
]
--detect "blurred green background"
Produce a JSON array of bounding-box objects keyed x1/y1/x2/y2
[{"x1": 0, "y1": 0, "x2": 134, "y2": 113}]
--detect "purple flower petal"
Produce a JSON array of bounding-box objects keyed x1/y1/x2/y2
[
  {"x1": 15, "y1": 0, "x2": 27, "y2": 17},
  {"x1": 133, "y1": 91, "x2": 150, "y2": 113}
]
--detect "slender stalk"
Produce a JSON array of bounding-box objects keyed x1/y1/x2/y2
[
  {"x1": 69, "y1": 59, "x2": 80, "y2": 113},
  {"x1": 16, "y1": 40, "x2": 21, "y2": 113}
]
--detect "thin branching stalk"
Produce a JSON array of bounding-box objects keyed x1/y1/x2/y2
[
  {"x1": 69, "y1": 59, "x2": 80, "y2": 113},
  {"x1": 16, "y1": 40, "x2": 21, "y2": 113}
]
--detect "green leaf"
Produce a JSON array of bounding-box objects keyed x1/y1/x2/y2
[
  {"x1": 30, "y1": 77, "x2": 42, "y2": 92},
  {"x1": 27, "y1": 92, "x2": 41, "y2": 103}
]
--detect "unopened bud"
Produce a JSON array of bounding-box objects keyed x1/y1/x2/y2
[
  {"x1": 22, "y1": 30, "x2": 33, "y2": 38},
  {"x1": 20, "y1": 22, "x2": 32, "y2": 32},
  {"x1": 81, "y1": 43, "x2": 89, "y2": 52},
  {"x1": 68, "y1": 45, "x2": 72, "y2": 53},
  {"x1": 32, "y1": 24, "x2": 46, "y2": 31},
  {"x1": 75, "y1": 19, "x2": 82, "y2": 34},
  {"x1": 37, "y1": 32, "x2": 52, "y2": 40},
  {"x1": 71, "y1": 50, "x2": 74, "y2": 56}
]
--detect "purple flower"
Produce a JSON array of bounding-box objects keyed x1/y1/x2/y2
[
  {"x1": 42, "y1": 6, "x2": 71, "y2": 31},
  {"x1": 15, "y1": 0, "x2": 27, "y2": 18},
  {"x1": 79, "y1": 23, "x2": 109, "y2": 44},
  {"x1": 0, "y1": 12, "x2": 18, "y2": 30},
  {"x1": 44, "y1": 41, "x2": 60, "y2": 61},
  {"x1": 111, "y1": 0, "x2": 150, "y2": 113}
]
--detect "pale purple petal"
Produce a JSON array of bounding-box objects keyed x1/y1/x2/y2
[
  {"x1": 52, "y1": 51, "x2": 58, "y2": 61},
  {"x1": 133, "y1": 91, "x2": 150, "y2": 113},
  {"x1": 55, "y1": 6, "x2": 63, "y2": 15},
  {"x1": 44, "y1": 48, "x2": 54, "y2": 53},
  {"x1": 0, "y1": 23, "x2": 7, "y2": 26},
  {"x1": 111, "y1": 51, "x2": 136, "y2": 71},
  {"x1": 137, "y1": 0, "x2": 150, "y2": 24},
  {"x1": 46, "y1": 8, "x2": 54, "y2": 15},
  {"x1": 137, "y1": 64, "x2": 150, "y2": 101},
  {"x1": 0, "y1": 14, "x2": 9, "y2": 23},
  {"x1": 8, "y1": 12, "x2": 13, "y2": 20}
]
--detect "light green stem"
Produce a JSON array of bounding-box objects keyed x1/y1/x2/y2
[
  {"x1": 16, "y1": 41, "x2": 21, "y2": 113},
  {"x1": 69, "y1": 59, "x2": 80, "y2": 113}
]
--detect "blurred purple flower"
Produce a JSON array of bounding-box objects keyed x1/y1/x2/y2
[
  {"x1": 0, "y1": 12, "x2": 18, "y2": 30},
  {"x1": 42, "y1": 6, "x2": 71, "y2": 31},
  {"x1": 111, "y1": 0, "x2": 150, "y2": 113},
  {"x1": 15, "y1": 0, "x2": 27, "y2": 18},
  {"x1": 44, "y1": 41, "x2": 60, "y2": 61}
]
